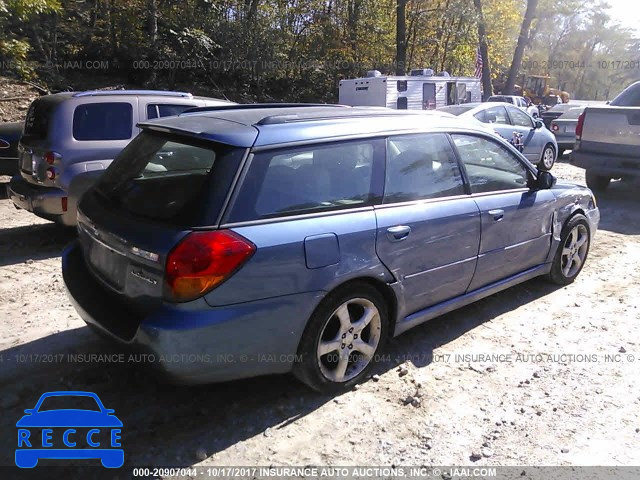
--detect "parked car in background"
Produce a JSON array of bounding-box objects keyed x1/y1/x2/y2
[
  {"x1": 572, "y1": 81, "x2": 640, "y2": 191},
  {"x1": 438, "y1": 102, "x2": 558, "y2": 170},
  {"x1": 62, "y1": 104, "x2": 599, "y2": 393},
  {"x1": 550, "y1": 106, "x2": 586, "y2": 156},
  {"x1": 486, "y1": 95, "x2": 539, "y2": 118},
  {"x1": 0, "y1": 121, "x2": 23, "y2": 176},
  {"x1": 7, "y1": 90, "x2": 232, "y2": 225},
  {"x1": 541, "y1": 103, "x2": 583, "y2": 128}
]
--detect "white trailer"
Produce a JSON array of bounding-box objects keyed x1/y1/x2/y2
[{"x1": 339, "y1": 69, "x2": 482, "y2": 110}]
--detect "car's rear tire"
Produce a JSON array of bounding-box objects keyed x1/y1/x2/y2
[
  {"x1": 547, "y1": 214, "x2": 591, "y2": 285},
  {"x1": 538, "y1": 144, "x2": 556, "y2": 171},
  {"x1": 585, "y1": 171, "x2": 611, "y2": 192},
  {"x1": 293, "y1": 282, "x2": 389, "y2": 393}
]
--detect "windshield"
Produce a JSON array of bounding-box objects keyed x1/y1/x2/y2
[
  {"x1": 437, "y1": 105, "x2": 475, "y2": 116},
  {"x1": 38, "y1": 395, "x2": 101, "y2": 412},
  {"x1": 487, "y1": 96, "x2": 512, "y2": 103},
  {"x1": 96, "y1": 131, "x2": 245, "y2": 226},
  {"x1": 558, "y1": 107, "x2": 585, "y2": 120}
]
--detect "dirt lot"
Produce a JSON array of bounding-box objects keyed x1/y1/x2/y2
[{"x1": 0, "y1": 160, "x2": 639, "y2": 472}]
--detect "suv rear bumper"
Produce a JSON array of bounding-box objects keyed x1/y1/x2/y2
[
  {"x1": 62, "y1": 241, "x2": 322, "y2": 384},
  {"x1": 7, "y1": 175, "x2": 76, "y2": 225}
]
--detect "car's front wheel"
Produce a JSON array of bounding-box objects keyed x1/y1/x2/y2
[
  {"x1": 538, "y1": 144, "x2": 556, "y2": 170},
  {"x1": 294, "y1": 282, "x2": 389, "y2": 392},
  {"x1": 585, "y1": 171, "x2": 611, "y2": 192},
  {"x1": 547, "y1": 214, "x2": 591, "y2": 285}
]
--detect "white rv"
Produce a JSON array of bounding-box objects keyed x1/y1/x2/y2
[{"x1": 339, "y1": 69, "x2": 482, "y2": 110}]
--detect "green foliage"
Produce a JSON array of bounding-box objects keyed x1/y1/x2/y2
[{"x1": 0, "y1": 0, "x2": 636, "y2": 100}]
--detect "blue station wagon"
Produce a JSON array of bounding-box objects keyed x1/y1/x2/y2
[{"x1": 62, "y1": 105, "x2": 600, "y2": 392}]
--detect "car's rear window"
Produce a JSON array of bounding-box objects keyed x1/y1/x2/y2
[
  {"x1": 146, "y1": 103, "x2": 197, "y2": 120},
  {"x1": 226, "y1": 139, "x2": 384, "y2": 223},
  {"x1": 23, "y1": 97, "x2": 57, "y2": 138},
  {"x1": 73, "y1": 102, "x2": 133, "y2": 140},
  {"x1": 438, "y1": 105, "x2": 475, "y2": 116},
  {"x1": 38, "y1": 395, "x2": 101, "y2": 412},
  {"x1": 96, "y1": 131, "x2": 245, "y2": 226}
]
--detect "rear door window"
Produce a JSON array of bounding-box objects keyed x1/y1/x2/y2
[
  {"x1": 96, "y1": 131, "x2": 245, "y2": 226},
  {"x1": 474, "y1": 105, "x2": 509, "y2": 125},
  {"x1": 146, "y1": 104, "x2": 197, "y2": 120},
  {"x1": 507, "y1": 106, "x2": 534, "y2": 127},
  {"x1": 385, "y1": 133, "x2": 465, "y2": 202},
  {"x1": 227, "y1": 139, "x2": 384, "y2": 222},
  {"x1": 73, "y1": 103, "x2": 133, "y2": 141}
]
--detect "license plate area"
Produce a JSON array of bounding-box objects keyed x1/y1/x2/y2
[
  {"x1": 20, "y1": 150, "x2": 33, "y2": 172},
  {"x1": 88, "y1": 240, "x2": 127, "y2": 290}
]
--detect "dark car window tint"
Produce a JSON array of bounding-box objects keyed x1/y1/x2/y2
[
  {"x1": 508, "y1": 106, "x2": 533, "y2": 127},
  {"x1": 146, "y1": 104, "x2": 196, "y2": 120},
  {"x1": 73, "y1": 103, "x2": 133, "y2": 141},
  {"x1": 38, "y1": 395, "x2": 101, "y2": 412},
  {"x1": 475, "y1": 105, "x2": 509, "y2": 125},
  {"x1": 96, "y1": 131, "x2": 244, "y2": 226},
  {"x1": 452, "y1": 135, "x2": 529, "y2": 193},
  {"x1": 384, "y1": 133, "x2": 465, "y2": 203},
  {"x1": 610, "y1": 83, "x2": 640, "y2": 106},
  {"x1": 228, "y1": 139, "x2": 383, "y2": 222}
]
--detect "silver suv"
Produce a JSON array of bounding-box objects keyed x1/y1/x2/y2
[{"x1": 7, "y1": 90, "x2": 231, "y2": 225}]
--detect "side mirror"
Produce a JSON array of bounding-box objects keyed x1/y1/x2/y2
[
  {"x1": 24, "y1": 409, "x2": 33, "y2": 415},
  {"x1": 535, "y1": 170, "x2": 556, "y2": 190},
  {"x1": 105, "y1": 409, "x2": 115, "y2": 414},
  {"x1": 534, "y1": 119, "x2": 544, "y2": 129}
]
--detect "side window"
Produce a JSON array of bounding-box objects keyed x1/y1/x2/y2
[
  {"x1": 73, "y1": 103, "x2": 133, "y2": 141},
  {"x1": 384, "y1": 133, "x2": 465, "y2": 203},
  {"x1": 146, "y1": 104, "x2": 196, "y2": 120},
  {"x1": 452, "y1": 135, "x2": 530, "y2": 193},
  {"x1": 227, "y1": 139, "x2": 383, "y2": 222},
  {"x1": 508, "y1": 106, "x2": 534, "y2": 128},
  {"x1": 474, "y1": 105, "x2": 509, "y2": 125}
]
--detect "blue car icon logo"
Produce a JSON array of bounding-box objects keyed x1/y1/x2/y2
[{"x1": 15, "y1": 391, "x2": 123, "y2": 468}]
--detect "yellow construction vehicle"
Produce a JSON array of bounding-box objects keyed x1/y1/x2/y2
[{"x1": 514, "y1": 74, "x2": 570, "y2": 105}]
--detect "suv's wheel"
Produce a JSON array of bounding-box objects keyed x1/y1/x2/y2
[
  {"x1": 294, "y1": 282, "x2": 389, "y2": 392},
  {"x1": 585, "y1": 171, "x2": 611, "y2": 192},
  {"x1": 538, "y1": 144, "x2": 556, "y2": 170},
  {"x1": 547, "y1": 214, "x2": 591, "y2": 285}
]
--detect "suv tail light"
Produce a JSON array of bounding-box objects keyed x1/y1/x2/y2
[
  {"x1": 575, "y1": 112, "x2": 585, "y2": 139},
  {"x1": 165, "y1": 230, "x2": 255, "y2": 302},
  {"x1": 551, "y1": 123, "x2": 559, "y2": 132},
  {"x1": 44, "y1": 151, "x2": 61, "y2": 165}
]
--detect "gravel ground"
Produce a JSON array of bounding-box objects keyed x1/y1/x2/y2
[{"x1": 0, "y1": 160, "x2": 639, "y2": 474}]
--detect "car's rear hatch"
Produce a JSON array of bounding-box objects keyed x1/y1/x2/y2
[
  {"x1": 74, "y1": 129, "x2": 248, "y2": 316},
  {"x1": 19, "y1": 94, "x2": 70, "y2": 182}
]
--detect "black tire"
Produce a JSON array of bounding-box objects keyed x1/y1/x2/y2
[
  {"x1": 538, "y1": 144, "x2": 556, "y2": 171},
  {"x1": 293, "y1": 282, "x2": 389, "y2": 393},
  {"x1": 585, "y1": 171, "x2": 611, "y2": 192},
  {"x1": 547, "y1": 214, "x2": 591, "y2": 285}
]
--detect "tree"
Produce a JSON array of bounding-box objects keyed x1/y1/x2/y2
[
  {"x1": 396, "y1": 0, "x2": 408, "y2": 75},
  {"x1": 504, "y1": 0, "x2": 539, "y2": 94},
  {"x1": 473, "y1": 0, "x2": 493, "y2": 98}
]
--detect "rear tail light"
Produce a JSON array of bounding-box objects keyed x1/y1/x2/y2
[
  {"x1": 551, "y1": 123, "x2": 559, "y2": 132},
  {"x1": 165, "y1": 230, "x2": 255, "y2": 302},
  {"x1": 61, "y1": 197, "x2": 68, "y2": 212},
  {"x1": 46, "y1": 167, "x2": 56, "y2": 180},
  {"x1": 44, "y1": 151, "x2": 61, "y2": 165},
  {"x1": 575, "y1": 112, "x2": 585, "y2": 139}
]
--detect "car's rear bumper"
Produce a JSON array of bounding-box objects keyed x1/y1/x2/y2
[
  {"x1": 7, "y1": 175, "x2": 76, "y2": 225},
  {"x1": 15, "y1": 448, "x2": 124, "y2": 468},
  {"x1": 62, "y1": 241, "x2": 323, "y2": 384},
  {"x1": 572, "y1": 150, "x2": 640, "y2": 177}
]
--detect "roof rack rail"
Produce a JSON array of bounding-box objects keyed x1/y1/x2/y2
[
  {"x1": 181, "y1": 103, "x2": 345, "y2": 115},
  {"x1": 255, "y1": 110, "x2": 420, "y2": 126},
  {"x1": 73, "y1": 90, "x2": 193, "y2": 98}
]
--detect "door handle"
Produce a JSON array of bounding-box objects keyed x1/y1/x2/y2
[
  {"x1": 488, "y1": 209, "x2": 505, "y2": 221},
  {"x1": 386, "y1": 225, "x2": 411, "y2": 242}
]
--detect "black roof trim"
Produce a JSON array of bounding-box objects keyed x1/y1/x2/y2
[{"x1": 181, "y1": 103, "x2": 346, "y2": 116}]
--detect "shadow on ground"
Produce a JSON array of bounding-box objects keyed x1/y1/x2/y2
[
  {"x1": 0, "y1": 277, "x2": 560, "y2": 469},
  {"x1": 0, "y1": 223, "x2": 75, "y2": 267}
]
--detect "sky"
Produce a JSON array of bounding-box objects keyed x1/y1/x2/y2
[{"x1": 605, "y1": 0, "x2": 640, "y2": 35}]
